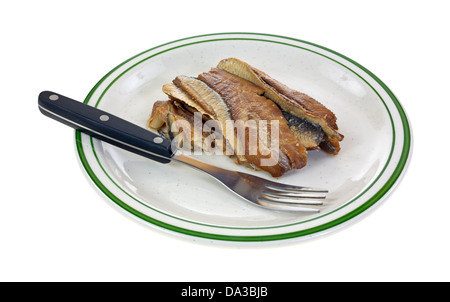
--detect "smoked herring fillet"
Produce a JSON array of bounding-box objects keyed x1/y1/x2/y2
[
  {"x1": 198, "y1": 68, "x2": 307, "y2": 177},
  {"x1": 217, "y1": 57, "x2": 344, "y2": 154}
]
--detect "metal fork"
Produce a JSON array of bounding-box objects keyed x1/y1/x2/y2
[
  {"x1": 173, "y1": 154, "x2": 327, "y2": 212},
  {"x1": 38, "y1": 91, "x2": 327, "y2": 212}
]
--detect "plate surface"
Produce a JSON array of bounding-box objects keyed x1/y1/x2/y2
[{"x1": 75, "y1": 33, "x2": 412, "y2": 243}]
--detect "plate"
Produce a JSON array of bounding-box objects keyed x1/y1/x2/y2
[{"x1": 75, "y1": 33, "x2": 412, "y2": 244}]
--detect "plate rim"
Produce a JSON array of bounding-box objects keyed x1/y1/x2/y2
[{"x1": 75, "y1": 32, "x2": 412, "y2": 242}]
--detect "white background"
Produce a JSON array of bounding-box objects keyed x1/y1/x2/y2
[{"x1": 1, "y1": 0, "x2": 449, "y2": 282}]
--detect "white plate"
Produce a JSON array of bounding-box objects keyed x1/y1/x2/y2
[{"x1": 75, "y1": 33, "x2": 412, "y2": 244}]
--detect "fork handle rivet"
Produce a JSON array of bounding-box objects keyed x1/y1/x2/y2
[
  {"x1": 99, "y1": 114, "x2": 109, "y2": 121},
  {"x1": 49, "y1": 94, "x2": 59, "y2": 101},
  {"x1": 153, "y1": 137, "x2": 163, "y2": 144}
]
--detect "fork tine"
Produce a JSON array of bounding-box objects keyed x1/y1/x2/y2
[
  {"x1": 265, "y1": 184, "x2": 328, "y2": 194},
  {"x1": 262, "y1": 190, "x2": 327, "y2": 199},
  {"x1": 261, "y1": 191, "x2": 325, "y2": 203},
  {"x1": 257, "y1": 197, "x2": 321, "y2": 213}
]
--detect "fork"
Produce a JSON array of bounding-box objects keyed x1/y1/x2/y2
[{"x1": 38, "y1": 91, "x2": 327, "y2": 212}]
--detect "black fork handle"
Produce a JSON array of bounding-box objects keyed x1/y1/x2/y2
[{"x1": 38, "y1": 91, "x2": 174, "y2": 164}]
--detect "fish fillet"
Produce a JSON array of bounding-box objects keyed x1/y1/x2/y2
[
  {"x1": 217, "y1": 57, "x2": 343, "y2": 154},
  {"x1": 198, "y1": 68, "x2": 307, "y2": 177}
]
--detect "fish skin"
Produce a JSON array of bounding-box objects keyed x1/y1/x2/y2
[
  {"x1": 282, "y1": 111, "x2": 324, "y2": 150},
  {"x1": 217, "y1": 57, "x2": 343, "y2": 154}
]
